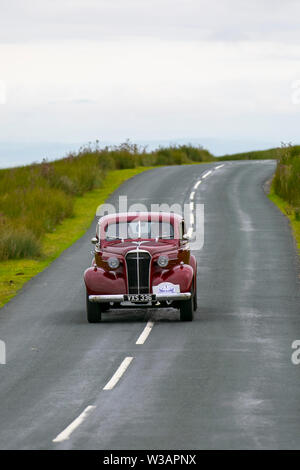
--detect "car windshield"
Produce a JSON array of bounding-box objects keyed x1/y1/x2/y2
[{"x1": 105, "y1": 220, "x2": 174, "y2": 240}]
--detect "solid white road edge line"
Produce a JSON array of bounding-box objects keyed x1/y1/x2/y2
[
  {"x1": 136, "y1": 321, "x2": 154, "y2": 345},
  {"x1": 103, "y1": 357, "x2": 134, "y2": 390},
  {"x1": 53, "y1": 405, "x2": 96, "y2": 443},
  {"x1": 190, "y1": 213, "x2": 194, "y2": 225}
]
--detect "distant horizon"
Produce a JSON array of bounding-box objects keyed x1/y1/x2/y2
[{"x1": 0, "y1": 137, "x2": 289, "y2": 169}]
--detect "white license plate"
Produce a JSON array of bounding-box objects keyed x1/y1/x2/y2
[{"x1": 124, "y1": 294, "x2": 156, "y2": 303}]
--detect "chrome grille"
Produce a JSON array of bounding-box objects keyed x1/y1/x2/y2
[{"x1": 125, "y1": 250, "x2": 151, "y2": 294}]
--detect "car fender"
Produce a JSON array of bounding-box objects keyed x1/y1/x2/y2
[
  {"x1": 84, "y1": 267, "x2": 127, "y2": 295},
  {"x1": 152, "y1": 264, "x2": 194, "y2": 293},
  {"x1": 189, "y1": 254, "x2": 197, "y2": 275}
]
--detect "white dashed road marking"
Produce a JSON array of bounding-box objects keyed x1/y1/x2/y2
[
  {"x1": 202, "y1": 170, "x2": 212, "y2": 179},
  {"x1": 53, "y1": 406, "x2": 96, "y2": 443},
  {"x1": 103, "y1": 357, "x2": 134, "y2": 390},
  {"x1": 136, "y1": 321, "x2": 154, "y2": 345}
]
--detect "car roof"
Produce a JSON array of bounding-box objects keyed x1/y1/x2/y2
[{"x1": 99, "y1": 212, "x2": 183, "y2": 225}]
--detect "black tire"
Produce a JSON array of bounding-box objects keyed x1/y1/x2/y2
[
  {"x1": 86, "y1": 292, "x2": 102, "y2": 323},
  {"x1": 193, "y1": 277, "x2": 198, "y2": 311},
  {"x1": 180, "y1": 288, "x2": 194, "y2": 321}
]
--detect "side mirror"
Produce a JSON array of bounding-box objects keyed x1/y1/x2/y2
[{"x1": 91, "y1": 237, "x2": 98, "y2": 245}]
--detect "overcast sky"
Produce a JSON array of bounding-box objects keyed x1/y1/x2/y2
[{"x1": 1, "y1": 0, "x2": 300, "y2": 164}]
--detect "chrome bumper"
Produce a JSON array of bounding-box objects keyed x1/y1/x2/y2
[{"x1": 89, "y1": 293, "x2": 191, "y2": 303}]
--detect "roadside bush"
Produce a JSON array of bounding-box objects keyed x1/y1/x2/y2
[
  {"x1": 295, "y1": 208, "x2": 300, "y2": 221},
  {"x1": 0, "y1": 226, "x2": 41, "y2": 260},
  {"x1": 154, "y1": 147, "x2": 189, "y2": 166},
  {"x1": 176, "y1": 144, "x2": 213, "y2": 162},
  {"x1": 273, "y1": 145, "x2": 300, "y2": 207}
]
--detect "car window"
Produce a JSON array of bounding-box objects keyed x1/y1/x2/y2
[{"x1": 105, "y1": 221, "x2": 174, "y2": 240}]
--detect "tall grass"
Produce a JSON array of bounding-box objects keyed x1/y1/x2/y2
[
  {"x1": 273, "y1": 144, "x2": 300, "y2": 208},
  {"x1": 0, "y1": 141, "x2": 214, "y2": 260}
]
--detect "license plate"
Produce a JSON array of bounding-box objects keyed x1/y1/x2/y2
[{"x1": 123, "y1": 294, "x2": 156, "y2": 303}]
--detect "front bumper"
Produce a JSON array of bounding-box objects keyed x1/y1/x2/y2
[{"x1": 89, "y1": 293, "x2": 191, "y2": 303}]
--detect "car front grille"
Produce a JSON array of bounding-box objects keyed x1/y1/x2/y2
[{"x1": 125, "y1": 250, "x2": 151, "y2": 294}]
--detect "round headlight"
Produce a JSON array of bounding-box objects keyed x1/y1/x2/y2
[
  {"x1": 108, "y1": 257, "x2": 120, "y2": 269},
  {"x1": 157, "y1": 255, "x2": 169, "y2": 268}
]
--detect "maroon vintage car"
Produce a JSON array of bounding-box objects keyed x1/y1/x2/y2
[{"x1": 84, "y1": 212, "x2": 197, "y2": 322}]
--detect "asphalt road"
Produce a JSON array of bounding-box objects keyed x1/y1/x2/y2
[{"x1": 1, "y1": 160, "x2": 300, "y2": 450}]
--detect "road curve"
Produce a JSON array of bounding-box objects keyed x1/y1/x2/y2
[{"x1": 0, "y1": 160, "x2": 300, "y2": 450}]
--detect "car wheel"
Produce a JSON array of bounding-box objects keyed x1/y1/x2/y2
[
  {"x1": 180, "y1": 288, "x2": 194, "y2": 321},
  {"x1": 86, "y1": 292, "x2": 102, "y2": 323}
]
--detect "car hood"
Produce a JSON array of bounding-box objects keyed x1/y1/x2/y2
[{"x1": 101, "y1": 240, "x2": 178, "y2": 257}]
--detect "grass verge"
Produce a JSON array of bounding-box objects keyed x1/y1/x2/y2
[
  {"x1": 0, "y1": 167, "x2": 152, "y2": 308},
  {"x1": 268, "y1": 183, "x2": 300, "y2": 256}
]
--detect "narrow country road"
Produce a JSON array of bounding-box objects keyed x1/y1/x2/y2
[{"x1": 0, "y1": 160, "x2": 300, "y2": 450}]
